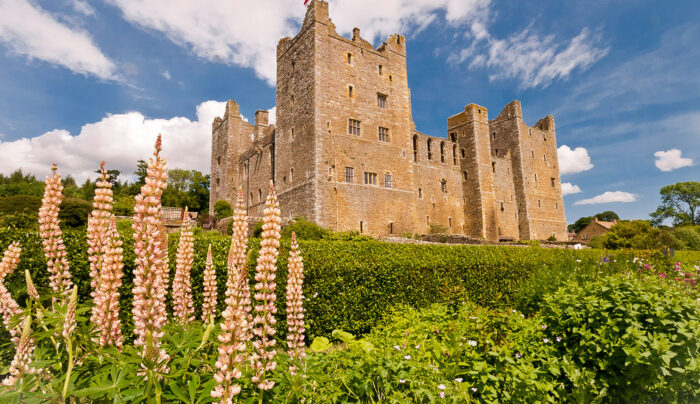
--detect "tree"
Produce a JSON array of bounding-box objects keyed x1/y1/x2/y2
[
  {"x1": 213, "y1": 200, "x2": 232, "y2": 219},
  {"x1": 651, "y1": 182, "x2": 700, "y2": 226},
  {"x1": 595, "y1": 211, "x2": 619, "y2": 221}
]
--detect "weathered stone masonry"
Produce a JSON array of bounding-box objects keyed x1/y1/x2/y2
[{"x1": 210, "y1": 0, "x2": 567, "y2": 241}]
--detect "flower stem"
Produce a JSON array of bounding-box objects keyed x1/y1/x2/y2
[{"x1": 62, "y1": 338, "x2": 73, "y2": 399}]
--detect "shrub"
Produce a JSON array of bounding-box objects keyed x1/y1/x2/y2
[
  {"x1": 58, "y1": 197, "x2": 92, "y2": 228},
  {"x1": 540, "y1": 275, "x2": 700, "y2": 401},
  {"x1": 547, "y1": 235, "x2": 557, "y2": 242},
  {"x1": 281, "y1": 217, "x2": 329, "y2": 240},
  {"x1": 213, "y1": 199, "x2": 232, "y2": 219},
  {"x1": 322, "y1": 230, "x2": 373, "y2": 242},
  {"x1": 673, "y1": 226, "x2": 700, "y2": 250},
  {"x1": 251, "y1": 220, "x2": 263, "y2": 238}
]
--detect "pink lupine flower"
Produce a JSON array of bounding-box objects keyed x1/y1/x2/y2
[
  {"x1": 87, "y1": 162, "x2": 114, "y2": 297},
  {"x1": 0, "y1": 243, "x2": 23, "y2": 345},
  {"x1": 93, "y1": 218, "x2": 124, "y2": 348},
  {"x1": 201, "y1": 244, "x2": 218, "y2": 322},
  {"x1": 172, "y1": 209, "x2": 195, "y2": 323},
  {"x1": 212, "y1": 190, "x2": 250, "y2": 402},
  {"x1": 25, "y1": 270, "x2": 40, "y2": 301},
  {"x1": 2, "y1": 315, "x2": 35, "y2": 387},
  {"x1": 38, "y1": 164, "x2": 73, "y2": 302},
  {"x1": 230, "y1": 188, "x2": 252, "y2": 338},
  {"x1": 131, "y1": 135, "x2": 170, "y2": 375},
  {"x1": 250, "y1": 182, "x2": 281, "y2": 391},
  {"x1": 286, "y1": 232, "x2": 306, "y2": 375},
  {"x1": 62, "y1": 287, "x2": 78, "y2": 340}
]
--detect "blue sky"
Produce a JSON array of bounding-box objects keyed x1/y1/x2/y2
[{"x1": 0, "y1": 0, "x2": 698, "y2": 224}]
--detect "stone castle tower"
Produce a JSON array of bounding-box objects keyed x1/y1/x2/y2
[{"x1": 210, "y1": 0, "x2": 567, "y2": 241}]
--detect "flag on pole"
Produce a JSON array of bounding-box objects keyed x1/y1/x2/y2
[{"x1": 304, "y1": 0, "x2": 310, "y2": 5}]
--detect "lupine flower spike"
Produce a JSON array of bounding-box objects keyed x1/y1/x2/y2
[
  {"x1": 202, "y1": 244, "x2": 217, "y2": 322},
  {"x1": 39, "y1": 164, "x2": 73, "y2": 302},
  {"x1": 251, "y1": 181, "x2": 281, "y2": 391},
  {"x1": 286, "y1": 232, "x2": 305, "y2": 375},
  {"x1": 2, "y1": 315, "x2": 35, "y2": 387},
  {"x1": 211, "y1": 190, "x2": 250, "y2": 402},
  {"x1": 173, "y1": 207, "x2": 195, "y2": 323},
  {"x1": 25, "y1": 270, "x2": 40, "y2": 301},
  {"x1": 0, "y1": 242, "x2": 23, "y2": 344},
  {"x1": 93, "y1": 218, "x2": 124, "y2": 348},
  {"x1": 131, "y1": 134, "x2": 170, "y2": 375},
  {"x1": 88, "y1": 162, "x2": 114, "y2": 296},
  {"x1": 231, "y1": 188, "x2": 252, "y2": 339}
]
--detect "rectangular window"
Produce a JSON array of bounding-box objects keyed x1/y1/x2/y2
[
  {"x1": 291, "y1": 94, "x2": 295, "y2": 109},
  {"x1": 347, "y1": 53, "x2": 352, "y2": 64},
  {"x1": 364, "y1": 172, "x2": 377, "y2": 185},
  {"x1": 378, "y1": 65, "x2": 383, "y2": 75},
  {"x1": 384, "y1": 174, "x2": 392, "y2": 188},
  {"x1": 290, "y1": 128, "x2": 295, "y2": 140},
  {"x1": 217, "y1": 157, "x2": 221, "y2": 166},
  {"x1": 290, "y1": 168, "x2": 294, "y2": 182},
  {"x1": 441, "y1": 180, "x2": 447, "y2": 193},
  {"x1": 491, "y1": 162, "x2": 496, "y2": 173},
  {"x1": 538, "y1": 199, "x2": 541, "y2": 207},
  {"x1": 418, "y1": 188, "x2": 422, "y2": 198},
  {"x1": 377, "y1": 93, "x2": 387, "y2": 108},
  {"x1": 345, "y1": 167, "x2": 354, "y2": 183},
  {"x1": 348, "y1": 119, "x2": 361, "y2": 135},
  {"x1": 378, "y1": 126, "x2": 389, "y2": 142},
  {"x1": 348, "y1": 85, "x2": 353, "y2": 98},
  {"x1": 551, "y1": 177, "x2": 556, "y2": 187}
]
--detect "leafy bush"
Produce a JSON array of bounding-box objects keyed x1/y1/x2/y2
[
  {"x1": 58, "y1": 197, "x2": 92, "y2": 228},
  {"x1": 251, "y1": 220, "x2": 263, "y2": 238},
  {"x1": 322, "y1": 230, "x2": 373, "y2": 242},
  {"x1": 540, "y1": 275, "x2": 700, "y2": 401},
  {"x1": 599, "y1": 220, "x2": 683, "y2": 250},
  {"x1": 281, "y1": 217, "x2": 330, "y2": 240},
  {"x1": 673, "y1": 226, "x2": 700, "y2": 250},
  {"x1": 300, "y1": 302, "x2": 562, "y2": 402},
  {"x1": 213, "y1": 199, "x2": 232, "y2": 219}
]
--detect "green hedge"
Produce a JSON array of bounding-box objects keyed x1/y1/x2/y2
[{"x1": 0, "y1": 228, "x2": 683, "y2": 343}]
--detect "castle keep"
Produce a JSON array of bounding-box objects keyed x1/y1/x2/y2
[{"x1": 210, "y1": 0, "x2": 567, "y2": 241}]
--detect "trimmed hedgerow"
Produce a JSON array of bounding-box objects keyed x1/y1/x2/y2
[{"x1": 0, "y1": 227, "x2": 683, "y2": 344}]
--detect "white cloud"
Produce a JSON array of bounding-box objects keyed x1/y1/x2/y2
[
  {"x1": 557, "y1": 145, "x2": 593, "y2": 175},
  {"x1": 450, "y1": 26, "x2": 608, "y2": 89},
  {"x1": 654, "y1": 149, "x2": 693, "y2": 172},
  {"x1": 162, "y1": 70, "x2": 171, "y2": 80},
  {"x1": 561, "y1": 182, "x2": 582, "y2": 196},
  {"x1": 574, "y1": 191, "x2": 638, "y2": 205},
  {"x1": 0, "y1": 100, "x2": 226, "y2": 182},
  {"x1": 71, "y1": 0, "x2": 95, "y2": 16},
  {"x1": 0, "y1": 0, "x2": 116, "y2": 79},
  {"x1": 108, "y1": 0, "x2": 490, "y2": 85}
]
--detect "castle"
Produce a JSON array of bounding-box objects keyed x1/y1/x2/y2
[{"x1": 210, "y1": 0, "x2": 567, "y2": 241}]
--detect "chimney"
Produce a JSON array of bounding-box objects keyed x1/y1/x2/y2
[
  {"x1": 255, "y1": 110, "x2": 269, "y2": 127},
  {"x1": 352, "y1": 27, "x2": 360, "y2": 41}
]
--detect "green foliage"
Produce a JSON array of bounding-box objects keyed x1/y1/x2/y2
[
  {"x1": 112, "y1": 195, "x2": 136, "y2": 217},
  {"x1": 673, "y1": 226, "x2": 700, "y2": 250},
  {"x1": 162, "y1": 169, "x2": 210, "y2": 213},
  {"x1": 540, "y1": 276, "x2": 700, "y2": 401},
  {"x1": 0, "y1": 169, "x2": 45, "y2": 197},
  {"x1": 251, "y1": 220, "x2": 263, "y2": 238},
  {"x1": 651, "y1": 181, "x2": 700, "y2": 226},
  {"x1": 599, "y1": 220, "x2": 677, "y2": 250},
  {"x1": 58, "y1": 197, "x2": 92, "y2": 228},
  {"x1": 212, "y1": 200, "x2": 232, "y2": 219},
  {"x1": 0, "y1": 195, "x2": 42, "y2": 229},
  {"x1": 323, "y1": 230, "x2": 373, "y2": 242},
  {"x1": 281, "y1": 217, "x2": 330, "y2": 240},
  {"x1": 547, "y1": 235, "x2": 557, "y2": 242},
  {"x1": 569, "y1": 216, "x2": 592, "y2": 233}
]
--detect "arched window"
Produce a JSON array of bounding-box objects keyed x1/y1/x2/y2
[
  {"x1": 412, "y1": 135, "x2": 418, "y2": 162},
  {"x1": 440, "y1": 141, "x2": 445, "y2": 163},
  {"x1": 427, "y1": 139, "x2": 432, "y2": 160}
]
